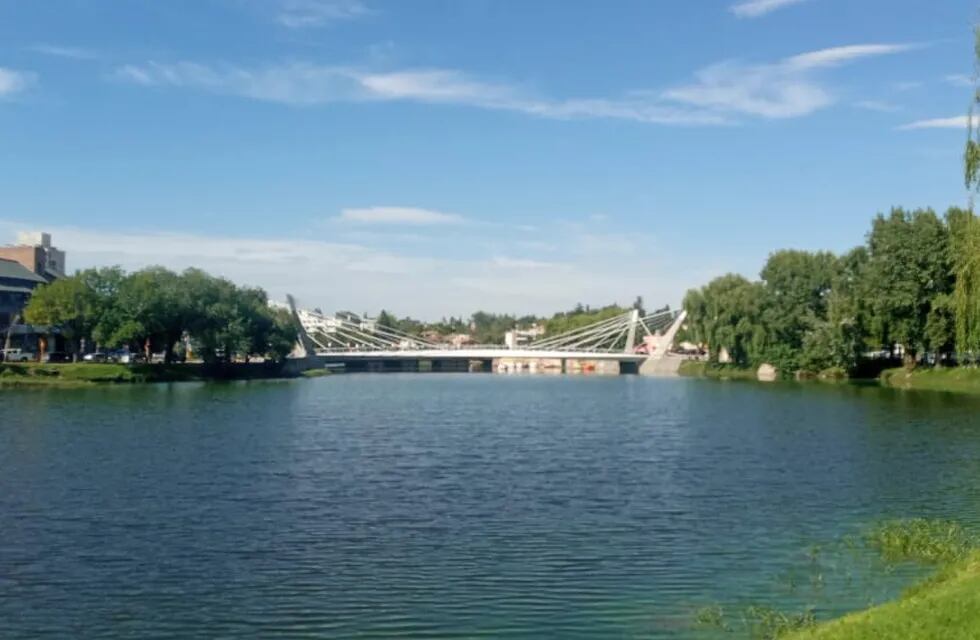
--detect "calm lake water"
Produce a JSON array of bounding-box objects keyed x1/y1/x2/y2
[{"x1": 3, "y1": 375, "x2": 980, "y2": 638}]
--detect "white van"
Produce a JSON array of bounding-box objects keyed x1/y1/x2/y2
[{"x1": 1, "y1": 348, "x2": 35, "y2": 362}]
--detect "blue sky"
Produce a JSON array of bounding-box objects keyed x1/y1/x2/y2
[{"x1": 0, "y1": 0, "x2": 977, "y2": 317}]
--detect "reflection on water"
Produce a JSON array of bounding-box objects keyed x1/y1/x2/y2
[{"x1": 2, "y1": 376, "x2": 979, "y2": 638}]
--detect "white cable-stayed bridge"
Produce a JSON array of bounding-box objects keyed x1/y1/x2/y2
[{"x1": 285, "y1": 296, "x2": 687, "y2": 375}]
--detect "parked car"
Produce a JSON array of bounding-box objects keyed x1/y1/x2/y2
[
  {"x1": 114, "y1": 352, "x2": 145, "y2": 364},
  {"x1": 82, "y1": 352, "x2": 108, "y2": 363},
  {"x1": 1, "y1": 348, "x2": 36, "y2": 362},
  {"x1": 41, "y1": 352, "x2": 69, "y2": 363}
]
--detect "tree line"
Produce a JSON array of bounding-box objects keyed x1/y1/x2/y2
[
  {"x1": 23, "y1": 266, "x2": 299, "y2": 363},
  {"x1": 681, "y1": 207, "x2": 980, "y2": 375}
]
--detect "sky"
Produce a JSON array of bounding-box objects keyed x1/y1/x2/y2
[{"x1": 1, "y1": 0, "x2": 978, "y2": 319}]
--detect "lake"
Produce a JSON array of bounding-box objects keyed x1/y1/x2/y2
[{"x1": 2, "y1": 375, "x2": 980, "y2": 638}]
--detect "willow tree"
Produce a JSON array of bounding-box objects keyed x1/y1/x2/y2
[{"x1": 957, "y1": 27, "x2": 980, "y2": 356}]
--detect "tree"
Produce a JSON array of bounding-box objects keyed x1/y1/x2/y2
[
  {"x1": 23, "y1": 276, "x2": 99, "y2": 359},
  {"x1": 683, "y1": 274, "x2": 767, "y2": 367},
  {"x1": 863, "y1": 208, "x2": 952, "y2": 364},
  {"x1": 759, "y1": 250, "x2": 838, "y2": 371},
  {"x1": 109, "y1": 267, "x2": 187, "y2": 361}
]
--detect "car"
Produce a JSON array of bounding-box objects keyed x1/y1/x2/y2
[
  {"x1": 1, "y1": 348, "x2": 36, "y2": 362},
  {"x1": 116, "y1": 352, "x2": 145, "y2": 364},
  {"x1": 82, "y1": 352, "x2": 108, "y2": 363},
  {"x1": 41, "y1": 352, "x2": 69, "y2": 363}
]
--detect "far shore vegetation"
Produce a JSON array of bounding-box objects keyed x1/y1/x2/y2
[{"x1": 11, "y1": 266, "x2": 300, "y2": 365}]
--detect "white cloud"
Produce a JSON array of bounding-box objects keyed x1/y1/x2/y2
[
  {"x1": 731, "y1": 0, "x2": 809, "y2": 18},
  {"x1": 783, "y1": 44, "x2": 917, "y2": 70},
  {"x1": 490, "y1": 256, "x2": 564, "y2": 270},
  {"x1": 276, "y1": 0, "x2": 370, "y2": 28},
  {"x1": 112, "y1": 61, "x2": 725, "y2": 125},
  {"x1": 854, "y1": 100, "x2": 900, "y2": 113},
  {"x1": 114, "y1": 42, "x2": 912, "y2": 125},
  {"x1": 0, "y1": 67, "x2": 35, "y2": 97},
  {"x1": 893, "y1": 81, "x2": 922, "y2": 92},
  {"x1": 665, "y1": 44, "x2": 915, "y2": 118},
  {"x1": 945, "y1": 73, "x2": 974, "y2": 88},
  {"x1": 30, "y1": 44, "x2": 98, "y2": 60},
  {"x1": 0, "y1": 220, "x2": 689, "y2": 318},
  {"x1": 337, "y1": 206, "x2": 464, "y2": 225},
  {"x1": 899, "y1": 115, "x2": 979, "y2": 130}
]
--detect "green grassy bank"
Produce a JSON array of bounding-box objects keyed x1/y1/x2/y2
[
  {"x1": 0, "y1": 363, "x2": 201, "y2": 387},
  {"x1": 677, "y1": 360, "x2": 759, "y2": 380},
  {"x1": 0, "y1": 361, "x2": 329, "y2": 387},
  {"x1": 788, "y1": 551, "x2": 980, "y2": 640},
  {"x1": 681, "y1": 360, "x2": 980, "y2": 396},
  {"x1": 880, "y1": 366, "x2": 980, "y2": 395}
]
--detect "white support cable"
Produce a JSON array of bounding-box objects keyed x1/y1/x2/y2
[
  {"x1": 558, "y1": 316, "x2": 632, "y2": 350},
  {"x1": 530, "y1": 312, "x2": 633, "y2": 349},
  {"x1": 532, "y1": 312, "x2": 630, "y2": 344},
  {"x1": 566, "y1": 321, "x2": 630, "y2": 350}
]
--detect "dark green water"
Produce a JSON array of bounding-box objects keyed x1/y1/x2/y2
[{"x1": 2, "y1": 375, "x2": 980, "y2": 638}]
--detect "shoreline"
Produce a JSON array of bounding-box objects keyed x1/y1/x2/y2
[
  {"x1": 0, "y1": 361, "x2": 328, "y2": 388},
  {"x1": 679, "y1": 360, "x2": 980, "y2": 397}
]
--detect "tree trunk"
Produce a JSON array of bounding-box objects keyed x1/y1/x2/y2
[{"x1": 903, "y1": 351, "x2": 917, "y2": 370}]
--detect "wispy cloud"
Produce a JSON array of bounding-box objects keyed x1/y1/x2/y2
[
  {"x1": 893, "y1": 80, "x2": 922, "y2": 92},
  {"x1": 945, "y1": 73, "x2": 974, "y2": 88},
  {"x1": 899, "y1": 115, "x2": 979, "y2": 130},
  {"x1": 337, "y1": 206, "x2": 464, "y2": 225},
  {"x1": 111, "y1": 61, "x2": 725, "y2": 125},
  {"x1": 30, "y1": 43, "x2": 98, "y2": 60},
  {"x1": 664, "y1": 44, "x2": 915, "y2": 118},
  {"x1": 277, "y1": 0, "x2": 370, "y2": 28},
  {"x1": 731, "y1": 0, "x2": 809, "y2": 18},
  {"x1": 854, "y1": 99, "x2": 900, "y2": 113},
  {"x1": 0, "y1": 67, "x2": 35, "y2": 97},
  {"x1": 114, "y1": 42, "x2": 914, "y2": 125}
]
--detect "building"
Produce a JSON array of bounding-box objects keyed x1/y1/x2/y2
[
  {"x1": 0, "y1": 232, "x2": 66, "y2": 280},
  {"x1": 0, "y1": 232, "x2": 66, "y2": 332},
  {"x1": 0, "y1": 258, "x2": 47, "y2": 330}
]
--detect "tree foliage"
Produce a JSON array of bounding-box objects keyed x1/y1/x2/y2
[
  {"x1": 683, "y1": 209, "x2": 963, "y2": 375},
  {"x1": 23, "y1": 266, "x2": 298, "y2": 363}
]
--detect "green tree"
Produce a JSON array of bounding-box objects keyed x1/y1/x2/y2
[
  {"x1": 683, "y1": 274, "x2": 767, "y2": 367},
  {"x1": 23, "y1": 276, "x2": 99, "y2": 359},
  {"x1": 863, "y1": 208, "x2": 952, "y2": 365},
  {"x1": 759, "y1": 250, "x2": 839, "y2": 371}
]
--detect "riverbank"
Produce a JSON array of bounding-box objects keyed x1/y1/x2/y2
[
  {"x1": 789, "y1": 551, "x2": 980, "y2": 639},
  {"x1": 676, "y1": 360, "x2": 759, "y2": 380},
  {"x1": 0, "y1": 361, "x2": 327, "y2": 387},
  {"x1": 681, "y1": 359, "x2": 980, "y2": 397},
  {"x1": 879, "y1": 366, "x2": 980, "y2": 395}
]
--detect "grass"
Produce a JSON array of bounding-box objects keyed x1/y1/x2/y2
[
  {"x1": 692, "y1": 604, "x2": 816, "y2": 639},
  {"x1": 0, "y1": 360, "x2": 329, "y2": 387},
  {"x1": 866, "y1": 519, "x2": 976, "y2": 565},
  {"x1": 300, "y1": 367, "x2": 332, "y2": 378},
  {"x1": 787, "y1": 551, "x2": 980, "y2": 640},
  {"x1": 677, "y1": 360, "x2": 758, "y2": 380},
  {"x1": 691, "y1": 519, "x2": 980, "y2": 640},
  {"x1": 0, "y1": 362, "x2": 142, "y2": 386},
  {"x1": 880, "y1": 366, "x2": 980, "y2": 395},
  {"x1": 783, "y1": 519, "x2": 980, "y2": 639}
]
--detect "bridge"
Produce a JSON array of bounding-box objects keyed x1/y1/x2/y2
[{"x1": 285, "y1": 297, "x2": 687, "y2": 375}]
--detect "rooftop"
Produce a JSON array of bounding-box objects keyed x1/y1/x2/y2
[{"x1": 0, "y1": 258, "x2": 47, "y2": 284}]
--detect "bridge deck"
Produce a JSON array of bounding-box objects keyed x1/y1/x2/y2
[{"x1": 318, "y1": 348, "x2": 650, "y2": 362}]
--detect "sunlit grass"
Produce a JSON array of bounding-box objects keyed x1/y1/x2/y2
[{"x1": 866, "y1": 518, "x2": 975, "y2": 565}]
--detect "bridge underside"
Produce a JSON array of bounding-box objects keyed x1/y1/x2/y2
[{"x1": 319, "y1": 352, "x2": 644, "y2": 375}]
